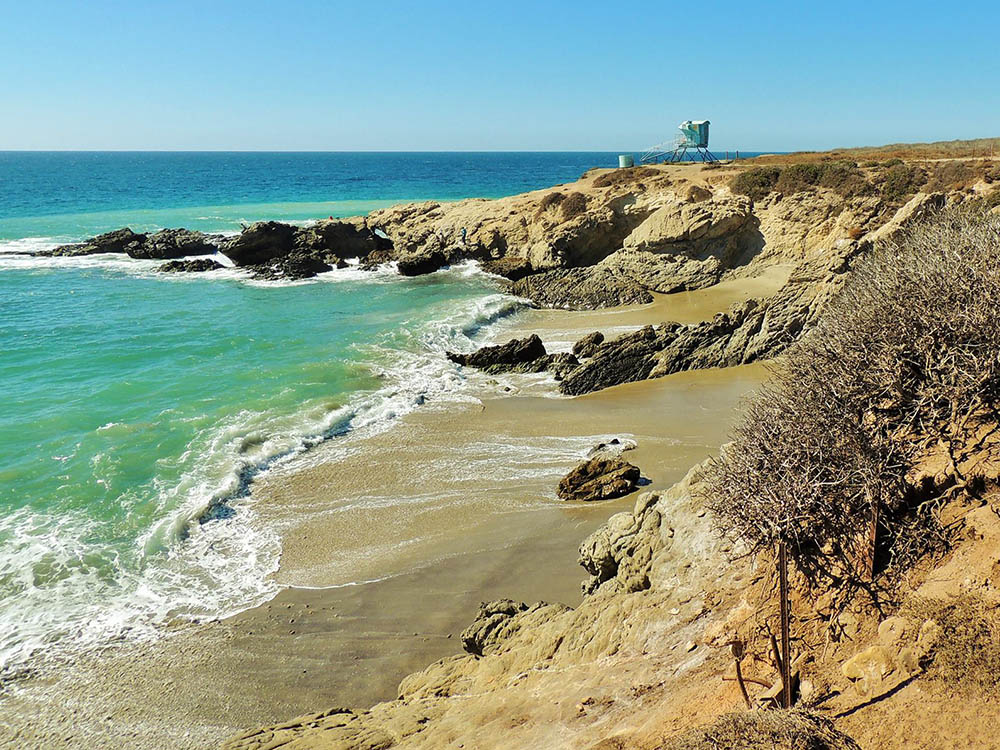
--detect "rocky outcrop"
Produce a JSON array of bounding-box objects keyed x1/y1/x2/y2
[
  {"x1": 221, "y1": 222, "x2": 297, "y2": 266},
  {"x1": 159, "y1": 258, "x2": 225, "y2": 273},
  {"x1": 579, "y1": 491, "x2": 663, "y2": 593},
  {"x1": 572, "y1": 331, "x2": 605, "y2": 358},
  {"x1": 448, "y1": 334, "x2": 546, "y2": 370},
  {"x1": 397, "y1": 250, "x2": 447, "y2": 276},
  {"x1": 51, "y1": 228, "x2": 147, "y2": 256},
  {"x1": 131, "y1": 228, "x2": 218, "y2": 259},
  {"x1": 446, "y1": 335, "x2": 578, "y2": 376},
  {"x1": 294, "y1": 220, "x2": 390, "y2": 259},
  {"x1": 460, "y1": 600, "x2": 570, "y2": 657},
  {"x1": 554, "y1": 192, "x2": 951, "y2": 395},
  {"x1": 50, "y1": 227, "x2": 220, "y2": 260},
  {"x1": 510, "y1": 267, "x2": 654, "y2": 309},
  {"x1": 556, "y1": 456, "x2": 641, "y2": 502},
  {"x1": 480, "y1": 257, "x2": 534, "y2": 281}
]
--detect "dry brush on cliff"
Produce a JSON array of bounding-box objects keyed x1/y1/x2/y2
[{"x1": 702, "y1": 208, "x2": 1000, "y2": 595}]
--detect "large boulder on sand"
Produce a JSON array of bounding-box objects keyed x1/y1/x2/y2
[
  {"x1": 222, "y1": 221, "x2": 297, "y2": 266},
  {"x1": 130, "y1": 228, "x2": 217, "y2": 259},
  {"x1": 557, "y1": 456, "x2": 641, "y2": 502}
]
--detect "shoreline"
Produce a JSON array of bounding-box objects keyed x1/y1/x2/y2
[{"x1": 1, "y1": 272, "x2": 776, "y2": 750}]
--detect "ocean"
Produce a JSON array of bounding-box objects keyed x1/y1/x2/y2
[{"x1": 0, "y1": 151, "x2": 621, "y2": 677}]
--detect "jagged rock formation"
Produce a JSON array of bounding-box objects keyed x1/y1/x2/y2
[
  {"x1": 446, "y1": 334, "x2": 578, "y2": 375},
  {"x1": 51, "y1": 227, "x2": 220, "y2": 260}
]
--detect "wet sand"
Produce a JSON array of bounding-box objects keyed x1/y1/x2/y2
[{"x1": 0, "y1": 275, "x2": 777, "y2": 750}]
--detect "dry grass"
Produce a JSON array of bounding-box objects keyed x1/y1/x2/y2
[
  {"x1": 662, "y1": 709, "x2": 860, "y2": 750},
  {"x1": 904, "y1": 595, "x2": 1000, "y2": 696},
  {"x1": 701, "y1": 209, "x2": 1000, "y2": 594},
  {"x1": 591, "y1": 166, "x2": 662, "y2": 188},
  {"x1": 751, "y1": 137, "x2": 1000, "y2": 165}
]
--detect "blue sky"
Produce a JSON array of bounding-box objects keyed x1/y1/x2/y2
[{"x1": 1, "y1": 0, "x2": 997, "y2": 151}]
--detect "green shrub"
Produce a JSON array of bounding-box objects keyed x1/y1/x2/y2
[
  {"x1": 880, "y1": 163, "x2": 926, "y2": 201},
  {"x1": 818, "y1": 161, "x2": 873, "y2": 197},
  {"x1": 775, "y1": 163, "x2": 824, "y2": 194},
  {"x1": 730, "y1": 166, "x2": 781, "y2": 201},
  {"x1": 702, "y1": 209, "x2": 1000, "y2": 592},
  {"x1": 591, "y1": 166, "x2": 661, "y2": 188}
]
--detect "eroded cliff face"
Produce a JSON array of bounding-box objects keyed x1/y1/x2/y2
[{"x1": 224, "y1": 451, "x2": 1000, "y2": 750}]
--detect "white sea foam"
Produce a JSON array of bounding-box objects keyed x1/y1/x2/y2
[{"x1": 0, "y1": 254, "x2": 534, "y2": 681}]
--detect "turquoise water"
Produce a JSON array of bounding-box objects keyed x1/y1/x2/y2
[{"x1": 1, "y1": 152, "x2": 619, "y2": 675}]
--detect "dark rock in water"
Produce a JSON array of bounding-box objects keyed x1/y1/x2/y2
[
  {"x1": 510, "y1": 267, "x2": 653, "y2": 309},
  {"x1": 222, "y1": 221, "x2": 297, "y2": 266},
  {"x1": 132, "y1": 228, "x2": 217, "y2": 259},
  {"x1": 559, "y1": 325, "x2": 668, "y2": 395},
  {"x1": 359, "y1": 249, "x2": 396, "y2": 270},
  {"x1": 557, "y1": 457, "x2": 641, "y2": 502},
  {"x1": 447, "y1": 335, "x2": 547, "y2": 371},
  {"x1": 159, "y1": 258, "x2": 225, "y2": 273},
  {"x1": 572, "y1": 331, "x2": 605, "y2": 358},
  {"x1": 249, "y1": 252, "x2": 332, "y2": 281},
  {"x1": 447, "y1": 335, "x2": 580, "y2": 376},
  {"x1": 51, "y1": 227, "x2": 147, "y2": 257},
  {"x1": 480, "y1": 257, "x2": 534, "y2": 281},
  {"x1": 397, "y1": 250, "x2": 447, "y2": 276},
  {"x1": 294, "y1": 220, "x2": 391, "y2": 259}
]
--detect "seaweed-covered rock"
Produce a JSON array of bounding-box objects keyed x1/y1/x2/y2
[{"x1": 557, "y1": 456, "x2": 641, "y2": 502}]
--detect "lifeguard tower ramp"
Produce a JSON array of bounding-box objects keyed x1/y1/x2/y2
[{"x1": 641, "y1": 120, "x2": 719, "y2": 164}]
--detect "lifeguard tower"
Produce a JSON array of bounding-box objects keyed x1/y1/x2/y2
[{"x1": 641, "y1": 120, "x2": 719, "y2": 164}]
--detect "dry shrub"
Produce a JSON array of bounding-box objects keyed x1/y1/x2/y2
[
  {"x1": 732, "y1": 162, "x2": 871, "y2": 201},
  {"x1": 591, "y1": 166, "x2": 661, "y2": 188},
  {"x1": 537, "y1": 191, "x2": 565, "y2": 212},
  {"x1": 702, "y1": 209, "x2": 1000, "y2": 593},
  {"x1": 663, "y1": 709, "x2": 860, "y2": 750},
  {"x1": 904, "y1": 595, "x2": 1000, "y2": 695},
  {"x1": 560, "y1": 191, "x2": 587, "y2": 220},
  {"x1": 846, "y1": 226, "x2": 864, "y2": 240}
]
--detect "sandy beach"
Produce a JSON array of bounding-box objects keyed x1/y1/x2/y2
[{"x1": 0, "y1": 277, "x2": 775, "y2": 750}]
